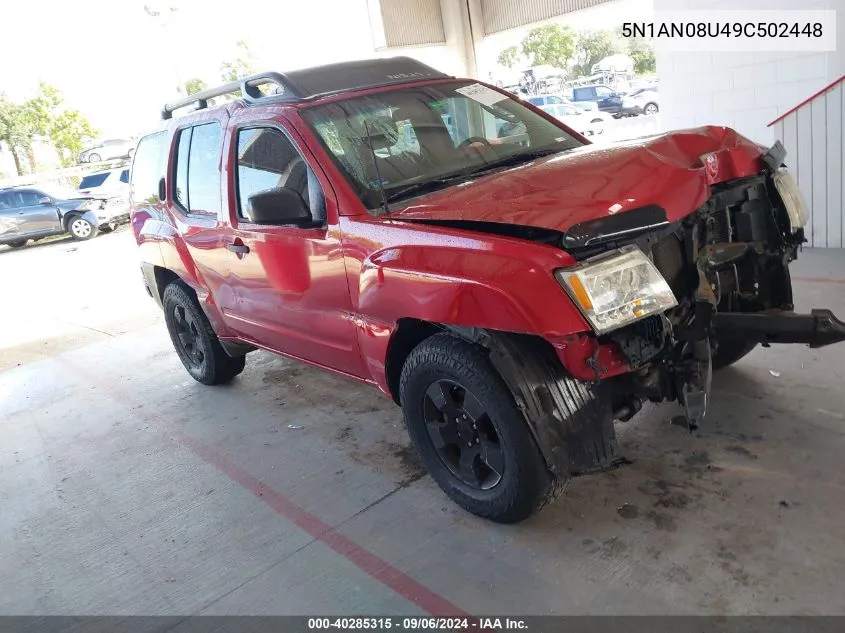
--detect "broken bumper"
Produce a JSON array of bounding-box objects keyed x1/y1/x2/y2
[{"x1": 713, "y1": 309, "x2": 845, "y2": 349}]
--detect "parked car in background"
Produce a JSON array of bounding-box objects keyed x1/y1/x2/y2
[
  {"x1": 78, "y1": 138, "x2": 136, "y2": 164},
  {"x1": 527, "y1": 93, "x2": 598, "y2": 112},
  {"x1": 571, "y1": 85, "x2": 624, "y2": 117},
  {"x1": 622, "y1": 86, "x2": 660, "y2": 116},
  {"x1": 538, "y1": 103, "x2": 610, "y2": 136},
  {"x1": 78, "y1": 167, "x2": 130, "y2": 198},
  {"x1": 0, "y1": 184, "x2": 126, "y2": 247}
]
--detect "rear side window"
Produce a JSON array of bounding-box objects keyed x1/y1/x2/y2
[
  {"x1": 119, "y1": 169, "x2": 129, "y2": 183},
  {"x1": 171, "y1": 123, "x2": 222, "y2": 216},
  {"x1": 573, "y1": 88, "x2": 591, "y2": 101},
  {"x1": 130, "y1": 131, "x2": 167, "y2": 205},
  {"x1": 79, "y1": 173, "x2": 110, "y2": 189}
]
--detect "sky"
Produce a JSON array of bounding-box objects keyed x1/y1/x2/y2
[{"x1": 0, "y1": 0, "x2": 377, "y2": 138}]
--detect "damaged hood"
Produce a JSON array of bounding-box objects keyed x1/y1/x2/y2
[{"x1": 388, "y1": 126, "x2": 767, "y2": 239}]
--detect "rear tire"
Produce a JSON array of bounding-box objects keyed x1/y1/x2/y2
[
  {"x1": 644, "y1": 103, "x2": 659, "y2": 115},
  {"x1": 399, "y1": 333, "x2": 553, "y2": 523},
  {"x1": 713, "y1": 339, "x2": 758, "y2": 370},
  {"x1": 162, "y1": 282, "x2": 246, "y2": 385}
]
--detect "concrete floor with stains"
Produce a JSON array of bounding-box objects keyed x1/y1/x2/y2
[{"x1": 1, "y1": 228, "x2": 844, "y2": 615}]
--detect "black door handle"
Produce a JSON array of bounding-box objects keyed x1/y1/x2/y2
[{"x1": 226, "y1": 243, "x2": 250, "y2": 254}]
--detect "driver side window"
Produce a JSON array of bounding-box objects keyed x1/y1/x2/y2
[
  {"x1": 595, "y1": 86, "x2": 612, "y2": 98},
  {"x1": 235, "y1": 127, "x2": 325, "y2": 223}
]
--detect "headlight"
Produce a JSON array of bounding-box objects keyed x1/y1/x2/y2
[
  {"x1": 772, "y1": 169, "x2": 808, "y2": 231},
  {"x1": 555, "y1": 246, "x2": 678, "y2": 334}
]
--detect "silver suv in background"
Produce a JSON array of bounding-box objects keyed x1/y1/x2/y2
[
  {"x1": 77, "y1": 138, "x2": 136, "y2": 164},
  {"x1": 0, "y1": 185, "x2": 125, "y2": 248}
]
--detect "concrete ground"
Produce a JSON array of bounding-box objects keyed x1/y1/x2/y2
[{"x1": 1, "y1": 229, "x2": 844, "y2": 616}]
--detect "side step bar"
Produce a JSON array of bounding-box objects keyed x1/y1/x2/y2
[{"x1": 713, "y1": 309, "x2": 845, "y2": 348}]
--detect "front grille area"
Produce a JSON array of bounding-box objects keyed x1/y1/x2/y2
[{"x1": 651, "y1": 233, "x2": 687, "y2": 298}]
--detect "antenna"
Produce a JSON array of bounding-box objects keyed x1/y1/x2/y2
[{"x1": 363, "y1": 120, "x2": 390, "y2": 215}]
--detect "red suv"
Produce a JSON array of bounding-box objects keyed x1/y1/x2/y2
[{"x1": 130, "y1": 57, "x2": 845, "y2": 523}]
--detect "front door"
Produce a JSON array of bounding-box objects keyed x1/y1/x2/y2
[{"x1": 218, "y1": 120, "x2": 365, "y2": 378}]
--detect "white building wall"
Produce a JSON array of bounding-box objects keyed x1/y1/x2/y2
[
  {"x1": 772, "y1": 81, "x2": 845, "y2": 247},
  {"x1": 654, "y1": 0, "x2": 843, "y2": 146}
]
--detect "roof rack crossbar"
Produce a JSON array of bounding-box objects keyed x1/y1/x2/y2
[{"x1": 161, "y1": 71, "x2": 304, "y2": 119}]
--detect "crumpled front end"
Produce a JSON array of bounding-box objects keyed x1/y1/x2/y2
[{"x1": 555, "y1": 140, "x2": 845, "y2": 431}]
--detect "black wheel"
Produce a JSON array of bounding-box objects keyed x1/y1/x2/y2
[
  {"x1": 399, "y1": 333, "x2": 553, "y2": 523},
  {"x1": 162, "y1": 282, "x2": 246, "y2": 385},
  {"x1": 67, "y1": 215, "x2": 98, "y2": 240},
  {"x1": 88, "y1": 152, "x2": 101, "y2": 163},
  {"x1": 6, "y1": 240, "x2": 27, "y2": 248},
  {"x1": 644, "y1": 103, "x2": 659, "y2": 115},
  {"x1": 713, "y1": 339, "x2": 758, "y2": 370}
]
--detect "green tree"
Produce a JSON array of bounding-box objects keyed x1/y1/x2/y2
[
  {"x1": 520, "y1": 24, "x2": 577, "y2": 71},
  {"x1": 220, "y1": 40, "x2": 256, "y2": 82},
  {"x1": 23, "y1": 83, "x2": 97, "y2": 168},
  {"x1": 497, "y1": 46, "x2": 519, "y2": 69},
  {"x1": 572, "y1": 30, "x2": 619, "y2": 78},
  {"x1": 628, "y1": 37, "x2": 656, "y2": 75},
  {"x1": 0, "y1": 97, "x2": 33, "y2": 175},
  {"x1": 183, "y1": 78, "x2": 208, "y2": 95},
  {"x1": 50, "y1": 110, "x2": 98, "y2": 166}
]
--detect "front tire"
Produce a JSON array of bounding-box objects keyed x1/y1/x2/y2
[
  {"x1": 162, "y1": 282, "x2": 246, "y2": 385},
  {"x1": 713, "y1": 339, "x2": 757, "y2": 370},
  {"x1": 6, "y1": 240, "x2": 27, "y2": 248},
  {"x1": 68, "y1": 216, "x2": 98, "y2": 240},
  {"x1": 88, "y1": 152, "x2": 101, "y2": 163},
  {"x1": 399, "y1": 333, "x2": 553, "y2": 523}
]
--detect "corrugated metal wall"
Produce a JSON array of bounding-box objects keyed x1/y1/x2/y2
[
  {"x1": 773, "y1": 80, "x2": 845, "y2": 248},
  {"x1": 479, "y1": 0, "x2": 613, "y2": 35},
  {"x1": 378, "y1": 0, "x2": 446, "y2": 47}
]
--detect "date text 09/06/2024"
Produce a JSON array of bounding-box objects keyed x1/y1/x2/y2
[{"x1": 307, "y1": 618, "x2": 528, "y2": 630}]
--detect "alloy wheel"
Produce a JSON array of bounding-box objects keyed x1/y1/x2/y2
[
  {"x1": 172, "y1": 304, "x2": 205, "y2": 367},
  {"x1": 422, "y1": 379, "x2": 504, "y2": 490},
  {"x1": 70, "y1": 218, "x2": 92, "y2": 238}
]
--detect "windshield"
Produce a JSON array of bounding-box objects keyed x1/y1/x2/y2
[{"x1": 301, "y1": 81, "x2": 584, "y2": 211}]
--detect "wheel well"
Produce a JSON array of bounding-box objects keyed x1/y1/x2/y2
[
  {"x1": 153, "y1": 266, "x2": 182, "y2": 301},
  {"x1": 62, "y1": 212, "x2": 79, "y2": 230},
  {"x1": 385, "y1": 318, "x2": 443, "y2": 404}
]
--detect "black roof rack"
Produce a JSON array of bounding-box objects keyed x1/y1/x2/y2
[{"x1": 161, "y1": 57, "x2": 452, "y2": 120}]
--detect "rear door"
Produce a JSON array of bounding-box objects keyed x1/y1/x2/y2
[{"x1": 0, "y1": 192, "x2": 24, "y2": 240}]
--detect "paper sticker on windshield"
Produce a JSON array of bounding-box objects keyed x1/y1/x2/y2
[{"x1": 455, "y1": 83, "x2": 507, "y2": 106}]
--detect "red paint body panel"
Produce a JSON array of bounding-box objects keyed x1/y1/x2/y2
[
  {"x1": 131, "y1": 78, "x2": 769, "y2": 398},
  {"x1": 389, "y1": 126, "x2": 767, "y2": 231}
]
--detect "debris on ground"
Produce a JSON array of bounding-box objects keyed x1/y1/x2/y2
[
  {"x1": 769, "y1": 370, "x2": 781, "y2": 377},
  {"x1": 287, "y1": 424, "x2": 304, "y2": 430}
]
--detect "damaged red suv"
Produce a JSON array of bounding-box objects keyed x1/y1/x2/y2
[{"x1": 130, "y1": 57, "x2": 845, "y2": 522}]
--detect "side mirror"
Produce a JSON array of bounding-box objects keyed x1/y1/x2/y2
[
  {"x1": 38, "y1": 196, "x2": 52, "y2": 205},
  {"x1": 247, "y1": 187, "x2": 313, "y2": 226}
]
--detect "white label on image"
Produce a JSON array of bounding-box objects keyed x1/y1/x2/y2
[{"x1": 455, "y1": 83, "x2": 507, "y2": 106}]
